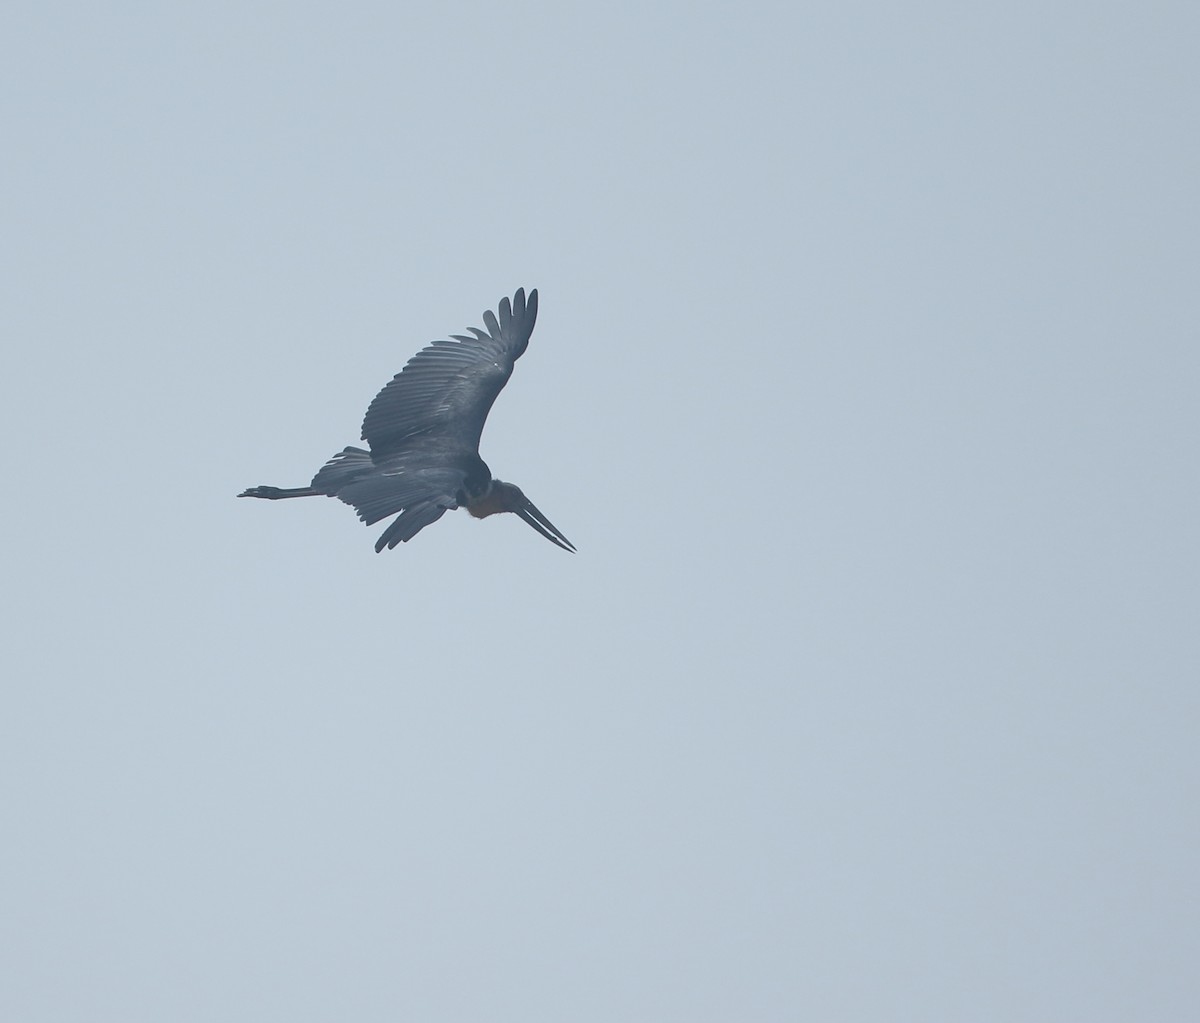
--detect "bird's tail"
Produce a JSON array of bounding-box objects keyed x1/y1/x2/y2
[{"x1": 311, "y1": 446, "x2": 375, "y2": 493}]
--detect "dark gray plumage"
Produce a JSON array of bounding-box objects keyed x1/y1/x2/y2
[{"x1": 239, "y1": 288, "x2": 574, "y2": 554}]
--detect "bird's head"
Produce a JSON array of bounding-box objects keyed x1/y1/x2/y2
[{"x1": 470, "y1": 480, "x2": 575, "y2": 552}]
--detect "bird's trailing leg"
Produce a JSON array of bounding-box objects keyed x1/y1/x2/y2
[{"x1": 238, "y1": 486, "x2": 319, "y2": 499}]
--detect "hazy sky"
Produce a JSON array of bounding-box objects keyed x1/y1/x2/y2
[{"x1": 3, "y1": 3, "x2": 1197, "y2": 1020}]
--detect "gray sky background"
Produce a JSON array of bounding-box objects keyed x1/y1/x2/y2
[{"x1": 3, "y1": 2, "x2": 1197, "y2": 1020}]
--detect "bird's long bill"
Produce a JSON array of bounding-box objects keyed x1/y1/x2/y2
[{"x1": 516, "y1": 497, "x2": 576, "y2": 552}]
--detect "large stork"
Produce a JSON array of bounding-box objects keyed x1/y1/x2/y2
[{"x1": 239, "y1": 288, "x2": 574, "y2": 553}]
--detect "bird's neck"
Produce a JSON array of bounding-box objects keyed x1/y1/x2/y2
[{"x1": 466, "y1": 479, "x2": 507, "y2": 519}]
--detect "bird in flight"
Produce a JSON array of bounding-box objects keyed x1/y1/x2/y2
[{"x1": 239, "y1": 288, "x2": 574, "y2": 553}]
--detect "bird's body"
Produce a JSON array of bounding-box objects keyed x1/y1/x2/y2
[{"x1": 239, "y1": 288, "x2": 574, "y2": 553}]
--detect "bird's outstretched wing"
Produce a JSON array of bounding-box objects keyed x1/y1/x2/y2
[{"x1": 361, "y1": 288, "x2": 538, "y2": 456}]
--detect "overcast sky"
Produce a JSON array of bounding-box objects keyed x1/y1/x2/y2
[{"x1": 3, "y1": 2, "x2": 1197, "y2": 1020}]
